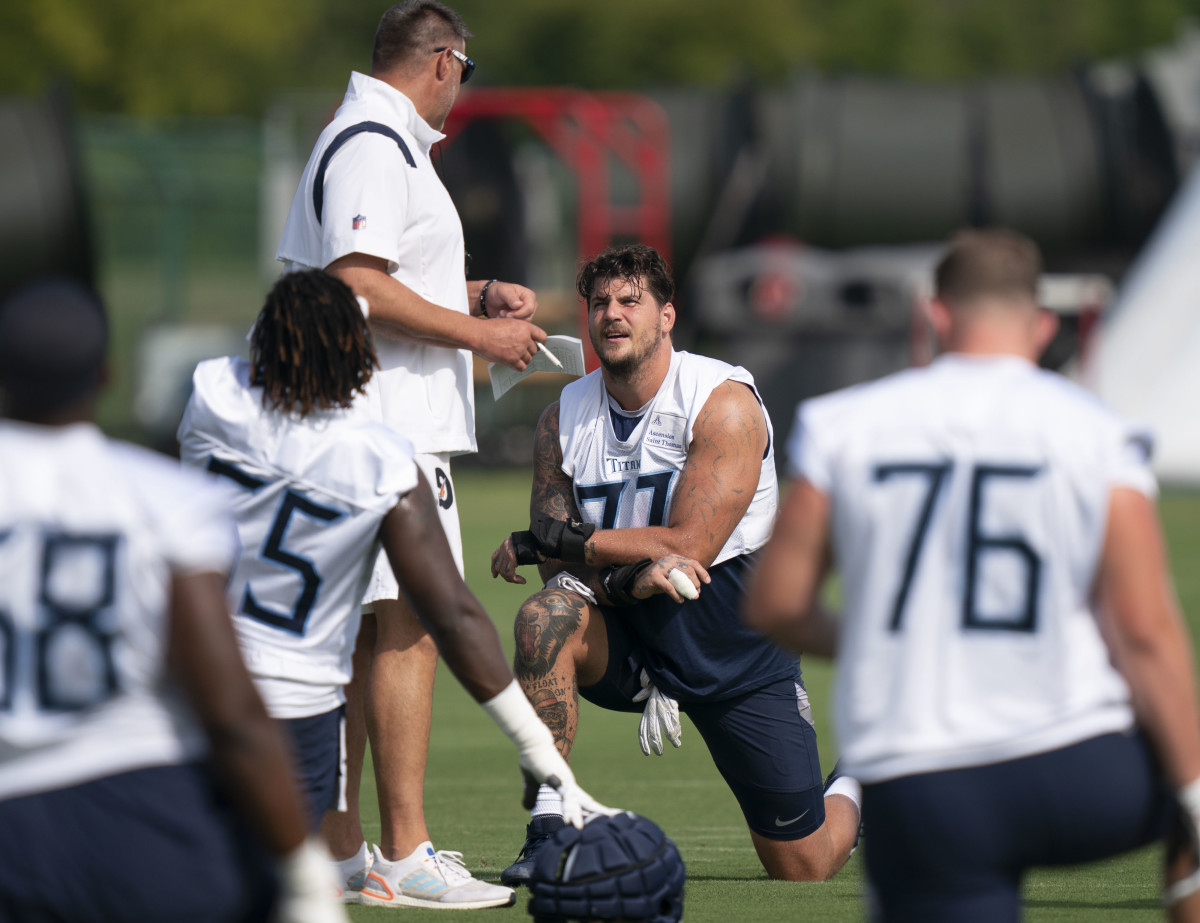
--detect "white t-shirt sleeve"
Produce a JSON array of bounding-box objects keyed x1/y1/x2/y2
[
  {"x1": 1109, "y1": 423, "x2": 1158, "y2": 499},
  {"x1": 165, "y1": 485, "x2": 239, "y2": 576},
  {"x1": 786, "y1": 399, "x2": 833, "y2": 493},
  {"x1": 120, "y1": 449, "x2": 239, "y2": 577},
  {"x1": 318, "y1": 133, "x2": 412, "y2": 271}
]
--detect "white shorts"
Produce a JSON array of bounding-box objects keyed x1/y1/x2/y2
[{"x1": 362, "y1": 452, "x2": 464, "y2": 609}]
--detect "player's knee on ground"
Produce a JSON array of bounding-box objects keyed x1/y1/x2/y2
[
  {"x1": 513, "y1": 588, "x2": 588, "y2": 679},
  {"x1": 752, "y1": 826, "x2": 841, "y2": 882}
]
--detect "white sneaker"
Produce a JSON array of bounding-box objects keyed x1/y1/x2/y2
[
  {"x1": 334, "y1": 842, "x2": 373, "y2": 905},
  {"x1": 359, "y1": 842, "x2": 516, "y2": 910}
]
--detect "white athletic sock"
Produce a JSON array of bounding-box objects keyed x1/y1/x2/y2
[
  {"x1": 825, "y1": 775, "x2": 863, "y2": 814},
  {"x1": 531, "y1": 784, "x2": 563, "y2": 818},
  {"x1": 336, "y1": 841, "x2": 370, "y2": 877}
]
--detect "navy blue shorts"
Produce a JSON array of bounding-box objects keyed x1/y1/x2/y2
[
  {"x1": 581, "y1": 612, "x2": 826, "y2": 840},
  {"x1": 281, "y1": 705, "x2": 345, "y2": 831},
  {"x1": 862, "y1": 731, "x2": 1175, "y2": 923},
  {"x1": 0, "y1": 762, "x2": 277, "y2": 923}
]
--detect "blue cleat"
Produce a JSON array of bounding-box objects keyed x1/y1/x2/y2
[{"x1": 500, "y1": 814, "x2": 565, "y2": 887}]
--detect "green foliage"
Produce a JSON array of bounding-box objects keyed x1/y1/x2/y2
[{"x1": 3, "y1": 0, "x2": 1200, "y2": 116}]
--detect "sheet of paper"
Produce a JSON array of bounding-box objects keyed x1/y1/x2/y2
[{"x1": 488, "y1": 336, "x2": 586, "y2": 400}]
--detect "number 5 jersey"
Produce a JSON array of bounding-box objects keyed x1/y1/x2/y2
[{"x1": 177, "y1": 356, "x2": 418, "y2": 719}]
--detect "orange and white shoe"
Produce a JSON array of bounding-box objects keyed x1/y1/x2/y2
[
  {"x1": 333, "y1": 842, "x2": 372, "y2": 905},
  {"x1": 359, "y1": 842, "x2": 515, "y2": 910}
]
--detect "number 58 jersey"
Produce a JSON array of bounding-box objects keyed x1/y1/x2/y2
[
  {"x1": 178, "y1": 357, "x2": 418, "y2": 718},
  {"x1": 790, "y1": 354, "x2": 1155, "y2": 784},
  {"x1": 0, "y1": 420, "x2": 236, "y2": 801}
]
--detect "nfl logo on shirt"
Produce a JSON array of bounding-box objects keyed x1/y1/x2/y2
[{"x1": 352, "y1": 214, "x2": 367, "y2": 230}]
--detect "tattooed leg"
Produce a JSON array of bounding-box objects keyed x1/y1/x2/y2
[{"x1": 512, "y1": 587, "x2": 607, "y2": 763}]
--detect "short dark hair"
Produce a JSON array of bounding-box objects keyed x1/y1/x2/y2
[
  {"x1": 0, "y1": 277, "x2": 107, "y2": 416},
  {"x1": 372, "y1": 0, "x2": 473, "y2": 75},
  {"x1": 935, "y1": 229, "x2": 1041, "y2": 305},
  {"x1": 250, "y1": 270, "x2": 379, "y2": 417},
  {"x1": 577, "y1": 244, "x2": 675, "y2": 308}
]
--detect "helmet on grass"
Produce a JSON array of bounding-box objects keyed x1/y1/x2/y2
[{"x1": 527, "y1": 812, "x2": 684, "y2": 923}]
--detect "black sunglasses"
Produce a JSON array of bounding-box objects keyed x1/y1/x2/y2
[{"x1": 433, "y1": 47, "x2": 475, "y2": 84}]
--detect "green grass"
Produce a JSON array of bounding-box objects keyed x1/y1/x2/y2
[{"x1": 345, "y1": 474, "x2": 1200, "y2": 922}]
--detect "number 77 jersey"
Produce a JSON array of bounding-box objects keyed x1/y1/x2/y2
[
  {"x1": 789, "y1": 354, "x2": 1157, "y2": 785},
  {"x1": 558, "y1": 350, "x2": 777, "y2": 566}
]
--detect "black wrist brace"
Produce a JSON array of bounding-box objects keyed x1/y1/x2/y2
[
  {"x1": 510, "y1": 515, "x2": 596, "y2": 565},
  {"x1": 601, "y1": 559, "x2": 653, "y2": 606}
]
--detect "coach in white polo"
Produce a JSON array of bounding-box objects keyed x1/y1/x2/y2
[{"x1": 275, "y1": 0, "x2": 548, "y2": 905}]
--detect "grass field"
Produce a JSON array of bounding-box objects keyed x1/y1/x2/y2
[{"x1": 344, "y1": 469, "x2": 1200, "y2": 922}]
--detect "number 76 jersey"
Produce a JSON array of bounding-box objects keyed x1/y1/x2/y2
[{"x1": 790, "y1": 354, "x2": 1155, "y2": 784}]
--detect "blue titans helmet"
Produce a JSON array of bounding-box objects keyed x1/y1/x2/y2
[{"x1": 527, "y1": 813, "x2": 685, "y2": 923}]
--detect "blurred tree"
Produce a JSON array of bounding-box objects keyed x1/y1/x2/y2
[{"x1": 1, "y1": 0, "x2": 1199, "y2": 116}]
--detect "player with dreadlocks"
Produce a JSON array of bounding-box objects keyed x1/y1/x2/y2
[
  {"x1": 178, "y1": 269, "x2": 615, "y2": 910},
  {"x1": 248, "y1": 269, "x2": 378, "y2": 416}
]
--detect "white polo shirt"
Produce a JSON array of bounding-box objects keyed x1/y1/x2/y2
[{"x1": 277, "y1": 71, "x2": 475, "y2": 456}]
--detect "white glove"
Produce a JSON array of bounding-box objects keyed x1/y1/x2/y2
[
  {"x1": 481, "y1": 680, "x2": 620, "y2": 827},
  {"x1": 1166, "y1": 777, "x2": 1200, "y2": 906},
  {"x1": 547, "y1": 772, "x2": 622, "y2": 829},
  {"x1": 274, "y1": 837, "x2": 350, "y2": 923},
  {"x1": 544, "y1": 571, "x2": 598, "y2": 605},
  {"x1": 633, "y1": 669, "x2": 681, "y2": 756}
]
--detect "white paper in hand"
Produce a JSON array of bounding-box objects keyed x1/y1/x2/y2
[
  {"x1": 489, "y1": 336, "x2": 586, "y2": 400},
  {"x1": 668, "y1": 568, "x2": 699, "y2": 600}
]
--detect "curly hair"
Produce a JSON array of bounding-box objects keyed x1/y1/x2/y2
[
  {"x1": 576, "y1": 244, "x2": 675, "y2": 308},
  {"x1": 249, "y1": 270, "x2": 378, "y2": 417}
]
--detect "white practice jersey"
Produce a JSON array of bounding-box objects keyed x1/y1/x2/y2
[
  {"x1": 559, "y1": 350, "x2": 777, "y2": 563},
  {"x1": 177, "y1": 357, "x2": 418, "y2": 718},
  {"x1": 0, "y1": 420, "x2": 234, "y2": 801},
  {"x1": 790, "y1": 354, "x2": 1154, "y2": 783}
]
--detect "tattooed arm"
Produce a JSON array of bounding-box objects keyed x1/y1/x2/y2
[
  {"x1": 584, "y1": 380, "x2": 768, "y2": 568},
  {"x1": 492, "y1": 401, "x2": 599, "y2": 587},
  {"x1": 492, "y1": 395, "x2": 729, "y2": 602},
  {"x1": 530, "y1": 401, "x2": 591, "y2": 585}
]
